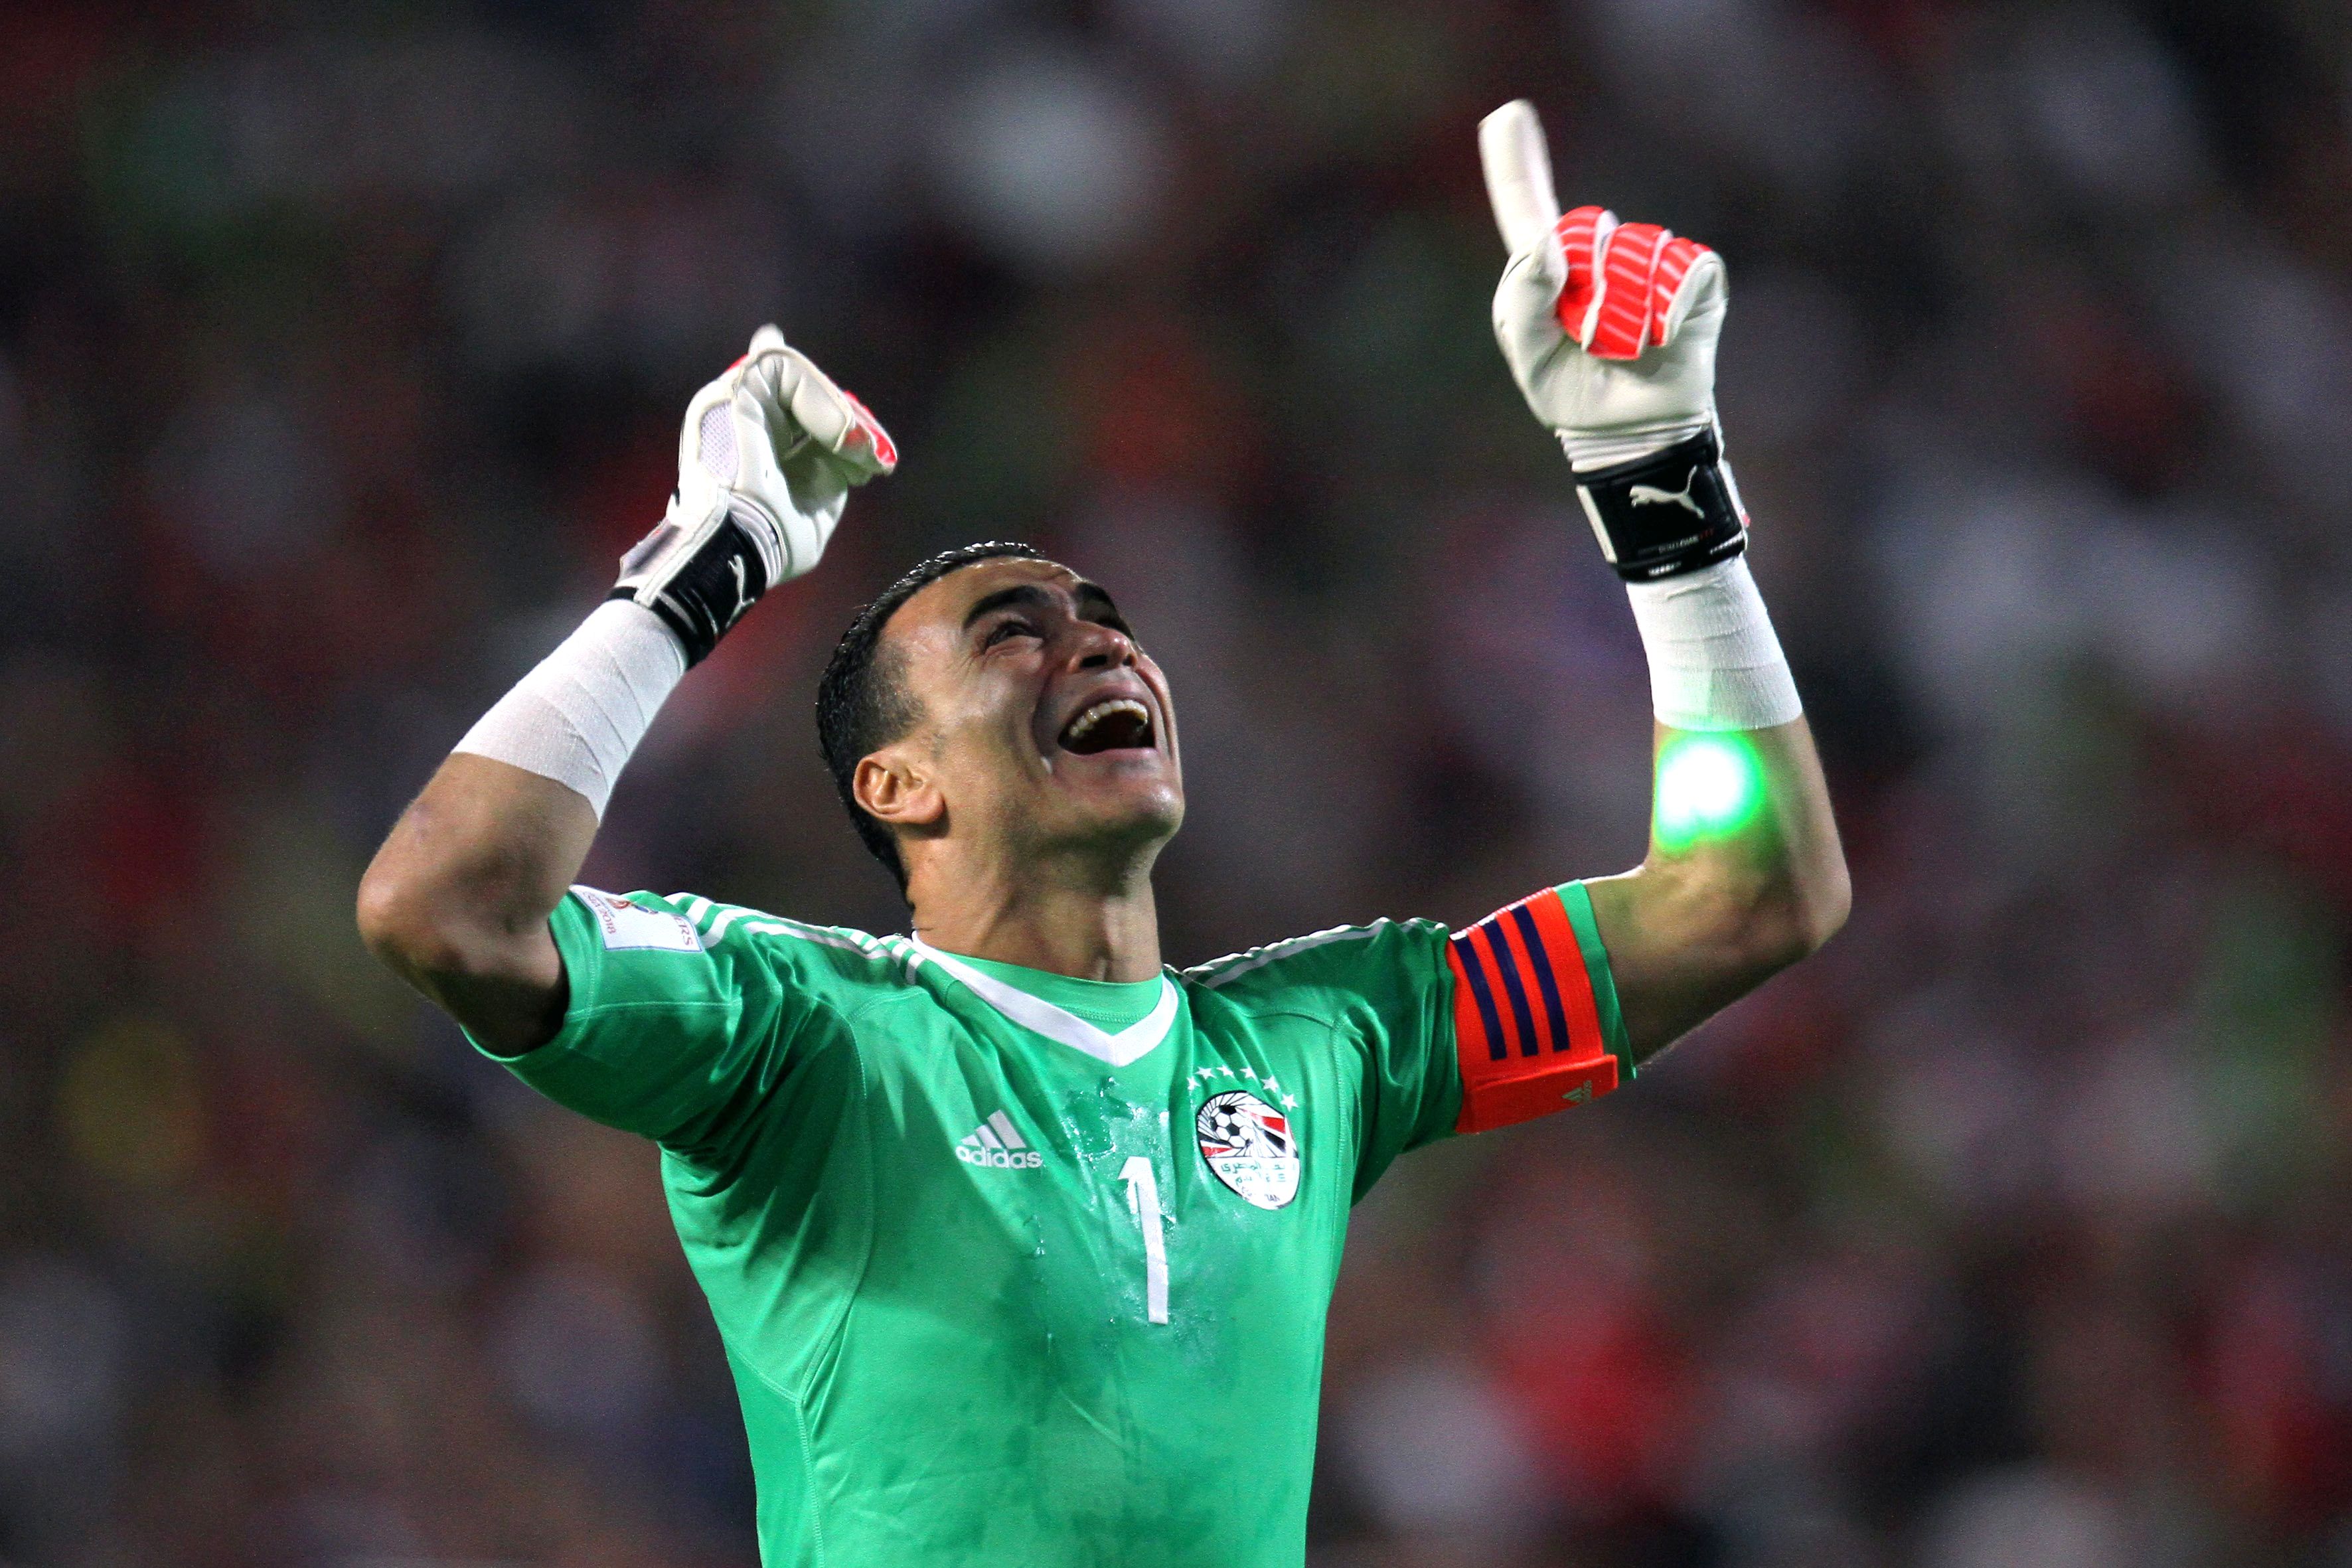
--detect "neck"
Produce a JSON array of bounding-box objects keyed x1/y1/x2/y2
[{"x1": 905, "y1": 847, "x2": 1163, "y2": 982}]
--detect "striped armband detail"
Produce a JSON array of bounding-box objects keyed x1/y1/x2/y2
[{"x1": 1447, "y1": 884, "x2": 1626, "y2": 1134}]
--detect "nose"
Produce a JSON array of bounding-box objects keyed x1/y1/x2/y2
[{"x1": 1070, "y1": 619, "x2": 1137, "y2": 671}]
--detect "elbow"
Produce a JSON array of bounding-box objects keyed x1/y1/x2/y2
[
  {"x1": 356, "y1": 859, "x2": 484, "y2": 986},
  {"x1": 1792, "y1": 853, "x2": 1852, "y2": 959},
  {"x1": 1672, "y1": 847, "x2": 1847, "y2": 988},
  {"x1": 1745, "y1": 855, "x2": 1851, "y2": 977}
]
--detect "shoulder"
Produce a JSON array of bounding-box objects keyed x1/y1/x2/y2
[
  {"x1": 1182, "y1": 917, "x2": 1450, "y2": 1010},
  {"x1": 613, "y1": 890, "x2": 919, "y2": 996}
]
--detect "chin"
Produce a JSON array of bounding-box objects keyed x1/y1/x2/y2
[
  {"x1": 1099, "y1": 787, "x2": 1186, "y2": 842},
  {"x1": 1057, "y1": 779, "x2": 1184, "y2": 853}
]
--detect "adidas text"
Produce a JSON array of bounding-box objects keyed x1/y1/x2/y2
[
  {"x1": 957, "y1": 1111, "x2": 1042, "y2": 1170},
  {"x1": 956, "y1": 1146, "x2": 1044, "y2": 1169}
]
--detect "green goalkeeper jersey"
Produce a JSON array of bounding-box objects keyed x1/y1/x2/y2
[{"x1": 474, "y1": 884, "x2": 1627, "y2": 1568}]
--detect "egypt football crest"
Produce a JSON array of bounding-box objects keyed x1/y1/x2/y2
[{"x1": 1196, "y1": 1090, "x2": 1300, "y2": 1210}]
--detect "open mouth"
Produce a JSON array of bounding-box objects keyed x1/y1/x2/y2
[{"x1": 1058, "y1": 697, "x2": 1156, "y2": 755}]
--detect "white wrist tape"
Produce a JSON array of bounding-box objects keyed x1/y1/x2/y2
[
  {"x1": 1624, "y1": 556, "x2": 1802, "y2": 732},
  {"x1": 453, "y1": 600, "x2": 687, "y2": 816}
]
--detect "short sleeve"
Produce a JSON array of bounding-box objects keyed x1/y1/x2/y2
[
  {"x1": 1188, "y1": 919, "x2": 1463, "y2": 1200},
  {"x1": 470, "y1": 887, "x2": 838, "y2": 1154}
]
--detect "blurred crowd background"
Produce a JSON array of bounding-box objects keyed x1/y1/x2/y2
[{"x1": 4, "y1": 0, "x2": 2351, "y2": 1563}]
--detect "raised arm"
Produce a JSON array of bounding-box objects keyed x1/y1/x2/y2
[
  {"x1": 357, "y1": 327, "x2": 896, "y2": 1052},
  {"x1": 1478, "y1": 102, "x2": 1847, "y2": 1068}
]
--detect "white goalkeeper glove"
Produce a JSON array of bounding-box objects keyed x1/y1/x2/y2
[
  {"x1": 1478, "y1": 101, "x2": 1798, "y2": 732},
  {"x1": 613, "y1": 324, "x2": 897, "y2": 663},
  {"x1": 456, "y1": 328, "x2": 896, "y2": 813},
  {"x1": 1479, "y1": 101, "x2": 1747, "y2": 584}
]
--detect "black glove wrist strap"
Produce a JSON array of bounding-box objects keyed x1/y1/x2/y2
[
  {"x1": 1569, "y1": 426, "x2": 1749, "y2": 583},
  {"x1": 609, "y1": 511, "x2": 771, "y2": 667}
]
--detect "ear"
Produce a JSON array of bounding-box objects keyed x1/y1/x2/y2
[{"x1": 854, "y1": 749, "x2": 944, "y2": 831}]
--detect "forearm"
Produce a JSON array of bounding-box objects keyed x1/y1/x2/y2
[
  {"x1": 1557, "y1": 516, "x2": 1844, "y2": 1062},
  {"x1": 357, "y1": 595, "x2": 688, "y2": 1050}
]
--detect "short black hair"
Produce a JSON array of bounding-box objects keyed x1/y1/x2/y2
[{"x1": 816, "y1": 541, "x2": 1047, "y2": 894}]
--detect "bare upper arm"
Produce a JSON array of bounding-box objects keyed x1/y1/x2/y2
[{"x1": 356, "y1": 752, "x2": 599, "y2": 1052}]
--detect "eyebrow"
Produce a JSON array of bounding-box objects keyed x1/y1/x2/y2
[
  {"x1": 961, "y1": 580, "x2": 1126, "y2": 630},
  {"x1": 963, "y1": 584, "x2": 1054, "y2": 629}
]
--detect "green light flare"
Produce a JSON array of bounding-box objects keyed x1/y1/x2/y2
[{"x1": 1653, "y1": 734, "x2": 1766, "y2": 850}]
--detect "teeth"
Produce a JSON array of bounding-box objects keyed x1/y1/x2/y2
[{"x1": 1066, "y1": 698, "x2": 1148, "y2": 742}]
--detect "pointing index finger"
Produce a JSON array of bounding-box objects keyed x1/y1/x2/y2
[{"x1": 1479, "y1": 100, "x2": 1562, "y2": 258}]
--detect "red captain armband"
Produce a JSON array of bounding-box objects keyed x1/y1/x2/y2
[{"x1": 1447, "y1": 887, "x2": 1622, "y2": 1134}]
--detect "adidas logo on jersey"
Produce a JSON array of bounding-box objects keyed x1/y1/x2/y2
[{"x1": 957, "y1": 1111, "x2": 1044, "y2": 1170}]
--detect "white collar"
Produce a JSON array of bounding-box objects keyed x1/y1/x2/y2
[{"x1": 907, "y1": 939, "x2": 1180, "y2": 1067}]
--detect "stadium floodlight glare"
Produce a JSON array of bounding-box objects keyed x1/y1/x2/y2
[{"x1": 1653, "y1": 734, "x2": 1765, "y2": 850}]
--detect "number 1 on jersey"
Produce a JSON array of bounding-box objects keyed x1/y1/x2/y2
[{"x1": 1119, "y1": 1156, "x2": 1170, "y2": 1324}]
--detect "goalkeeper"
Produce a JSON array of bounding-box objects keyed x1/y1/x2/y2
[{"x1": 358, "y1": 102, "x2": 1847, "y2": 1567}]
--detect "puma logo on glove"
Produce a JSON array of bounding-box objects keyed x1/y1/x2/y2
[
  {"x1": 726, "y1": 554, "x2": 752, "y2": 628},
  {"x1": 1628, "y1": 472, "x2": 1705, "y2": 517}
]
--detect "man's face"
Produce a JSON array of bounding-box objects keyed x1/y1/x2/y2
[{"x1": 868, "y1": 558, "x2": 1184, "y2": 875}]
